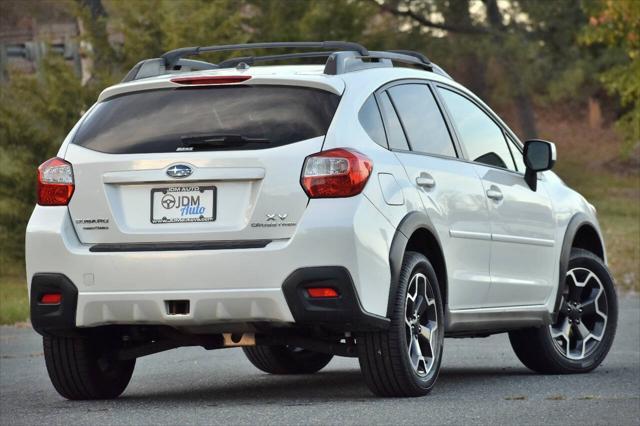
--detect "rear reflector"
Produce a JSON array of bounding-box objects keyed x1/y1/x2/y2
[
  {"x1": 37, "y1": 157, "x2": 74, "y2": 206},
  {"x1": 301, "y1": 148, "x2": 373, "y2": 198},
  {"x1": 307, "y1": 287, "x2": 340, "y2": 298},
  {"x1": 170, "y1": 75, "x2": 252, "y2": 85},
  {"x1": 40, "y1": 293, "x2": 62, "y2": 305}
]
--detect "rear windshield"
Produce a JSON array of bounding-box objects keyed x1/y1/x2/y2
[{"x1": 73, "y1": 86, "x2": 340, "y2": 153}]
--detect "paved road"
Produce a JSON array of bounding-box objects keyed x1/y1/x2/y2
[{"x1": 2, "y1": 296, "x2": 639, "y2": 425}]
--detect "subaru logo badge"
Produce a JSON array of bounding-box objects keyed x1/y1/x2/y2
[{"x1": 166, "y1": 164, "x2": 192, "y2": 178}]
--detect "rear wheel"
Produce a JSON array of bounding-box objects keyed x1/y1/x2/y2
[
  {"x1": 509, "y1": 248, "x2": 618, "y2": 373},
  {"x1": 43, "y1": 335, "x2": 135, "y2": 400},
  {"x1": 243, "y1": 345, "x2": 333, "y2": 374},
  {"x1": 357, "y1": 251, "x2": 444, "y2": 397}
]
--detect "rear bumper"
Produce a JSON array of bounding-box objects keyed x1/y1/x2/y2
[
  {"x1": 26, "y1": 196, "x2": 395, "y2": 330},
  {"x1": 31, "y1": 268, "x2": 389, "y2": 335}
]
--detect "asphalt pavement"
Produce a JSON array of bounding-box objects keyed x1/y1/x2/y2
[{"x1": 1, "y1": 295, "x2": 639, "y2": 425}]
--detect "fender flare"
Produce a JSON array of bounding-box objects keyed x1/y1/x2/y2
[
  {"x1": 387, "y1": 211, "x2": 447, "y2": 317},
  {"x1": 553, "y1": 212, "x2": 605, "y2": 319}
]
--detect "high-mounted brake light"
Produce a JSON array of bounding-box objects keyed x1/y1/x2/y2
[
  {"x1": 37, "y1": 157, "x2": 74, "y2": 206},
  {"x1": 170, "y1": 75, "x2": 252, "y2": 85},
  {"x1": 301, "y1": 148, "x2": 373, "y2": 198}
]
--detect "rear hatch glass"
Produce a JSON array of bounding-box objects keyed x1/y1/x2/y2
[{"x1": 72, "y1": 85, "x2": 340, "y2": 154}]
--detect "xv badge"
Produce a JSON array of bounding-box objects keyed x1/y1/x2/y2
[{"x1": 266, "y1": 213, "x2": 288, "y2": 221}]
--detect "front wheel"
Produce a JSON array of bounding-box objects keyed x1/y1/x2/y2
[
  {"x1": 509, "y1": 248, "x2": 618, "y2": 373},
  {"x1": 357, "y1": 251, "x2": 444, "y2": 397}
]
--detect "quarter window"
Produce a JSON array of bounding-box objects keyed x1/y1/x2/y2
[
  {"x1": 358, "y1": 95, "x2": 388, "y2": 148},
  {"x1": 378, "y1": 92, "x2": 410, "y2": 151},
  {"x1": 438, "y1": 88, "x2": 515, "y2": 171},
  {"x1": 387, "y1": 84, "x2": 456, "y2": 157}
]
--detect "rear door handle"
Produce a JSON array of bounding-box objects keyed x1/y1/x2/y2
[
  {"x1": 416, "y1": 175, "x2": 435, "y2": 189},
  {"x1": 486, "y1": 186, "x2": 503, "y2": 201}
]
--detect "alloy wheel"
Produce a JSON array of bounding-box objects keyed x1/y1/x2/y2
[
  {"x1": 550, "y1": 267, "x2": 608, "y2": 360},
  {"x1": 404, "y1": 272, "x2": 439, "y2": 377}
]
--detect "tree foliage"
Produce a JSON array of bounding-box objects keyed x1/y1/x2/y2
[
  {"x1": 0, "y1": 56, "x2": 96, "y2": 271},
  {"x1": 582, "y1": 0, "x2": 640, "y2": 152}
]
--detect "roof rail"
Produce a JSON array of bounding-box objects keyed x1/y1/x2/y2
[
  {"x1": 161, "y1": 41, "x2": 369, "y2": 70},
  {"x1": 121, "y1": 41, "x2": 451, "y2": 83},
  {"x1": 387, "y1": 50, "x2": 431, "y2": 65}
]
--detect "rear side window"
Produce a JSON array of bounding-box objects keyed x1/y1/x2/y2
[
  {"x1": 358, "y1": 95, "x2": 387, "y2": 148},
  {"x1": 378, "y1": 92, "x2": 410, "y2": 151},
  {"x1": 438, "y1": 88, "x2": 516, "y2": 171},
  {"x1": 387, "y1": 84, "x2": 456, "y2": 157},
  {"x1": 73, "y1": 86, "x2": 340, "y2": 154}
]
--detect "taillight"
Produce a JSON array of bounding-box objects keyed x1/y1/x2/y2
[
  {"x1": 301, "y1": 148, "x2": 373, "y2": 198},
  {"x1": 37, "y1": 157, "x2": 74, "y2": 206},
  {"x1": 170, "y1": 75, "x2": 251, "y2": 85}
]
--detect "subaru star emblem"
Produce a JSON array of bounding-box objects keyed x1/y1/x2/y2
[{"x1": 166, "y1": 164, "x2": 192, "y2": 178}]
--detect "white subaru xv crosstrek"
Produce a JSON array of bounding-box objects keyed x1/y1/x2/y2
[{"x1": 25, "y1": 41, "x2": 618, "y2": 399}]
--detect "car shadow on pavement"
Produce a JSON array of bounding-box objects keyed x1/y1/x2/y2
[
  {"x1": 119, "y1": 367, "x2": 535, "y2": 403},
  {"x1": 122, "y1": 369, "x2": 371, "y2": 402}
]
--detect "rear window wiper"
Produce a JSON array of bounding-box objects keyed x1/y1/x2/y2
[{"x1": 179, "y1": 134, "x2": 270, "y2": 150}]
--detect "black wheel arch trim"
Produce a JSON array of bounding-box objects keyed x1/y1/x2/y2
[
  {"x1": 554, "y1": 213, "x2": 606, "y2": 321},
  {"x1": 388, "y1": 211, "x2": 448, "y2": 318}
]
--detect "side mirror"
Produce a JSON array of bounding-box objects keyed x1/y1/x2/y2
[{"x1": 523, "y1": 139, "x2": 556, "y2": 191}]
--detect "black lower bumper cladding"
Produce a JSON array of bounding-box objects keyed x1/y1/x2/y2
[
  {"x1": 282, "y1": 266, "x2": 390, "y2": 331},
  {"x1": 30, "y1": 273, "x2": 78, "y2": 336}
]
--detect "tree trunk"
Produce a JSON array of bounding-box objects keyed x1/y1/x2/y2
[
  {"x1": 514, "y1": 93, "x2": 537, "y2": 139},
  {"x1": 588, "y1": 96, "x2": 603, "y2": 130},
  {"x1": 443, "y1": 0, "x2": 488, "y2": 100},
  {"x1": 76, "y1": 18, "x2": 93, "y2": 86},
  {"x1": 76, "y1": 0, "x2": 114, "y2": 82},
  {"x1": 484, "y1": 0, "x2": 537, "y2": 138}
]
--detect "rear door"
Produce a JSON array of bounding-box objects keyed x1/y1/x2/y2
[
  {"x1": 64, "y1": 84, "x2": 340, "y2": 245},
  {"x1": 378, "y1": 82, "x2": 493, "y2": 310},
  {"x1": 437, "y1": 86, "x2": 557, "y2": 307}
]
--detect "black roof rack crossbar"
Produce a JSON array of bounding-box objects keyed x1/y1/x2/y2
[
  {"x1": 217, "y1": 51, "x2": 334, "y2": 68},
  {"x1": 162, "y1": 41, "x2": 369, "y2": 69}
]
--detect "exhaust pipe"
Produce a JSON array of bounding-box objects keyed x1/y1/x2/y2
[{"x1": 222, "y1": 333, "x2": 256, "y2": 347}]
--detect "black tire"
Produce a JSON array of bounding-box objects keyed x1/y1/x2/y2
[
  {"x1": 509, "y1": 248, "x2": 618, "y2": 374},
  {"x1": 43, "y1": 335, "x2": 135, "y2": 400},
  {"x1": 242, "y1": 345, "x2": 333, "y2": 374},
  {"x1": 357, "y1": 251, "x2": 444, "y2": 397}
]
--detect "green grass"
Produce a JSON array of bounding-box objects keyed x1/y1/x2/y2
[
  {"x1": 555, "y1": 159, "x2": 640, "y2": 291},
  {"x1": 0, "y1": 275, "x2": 28, "y2": 325}
]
